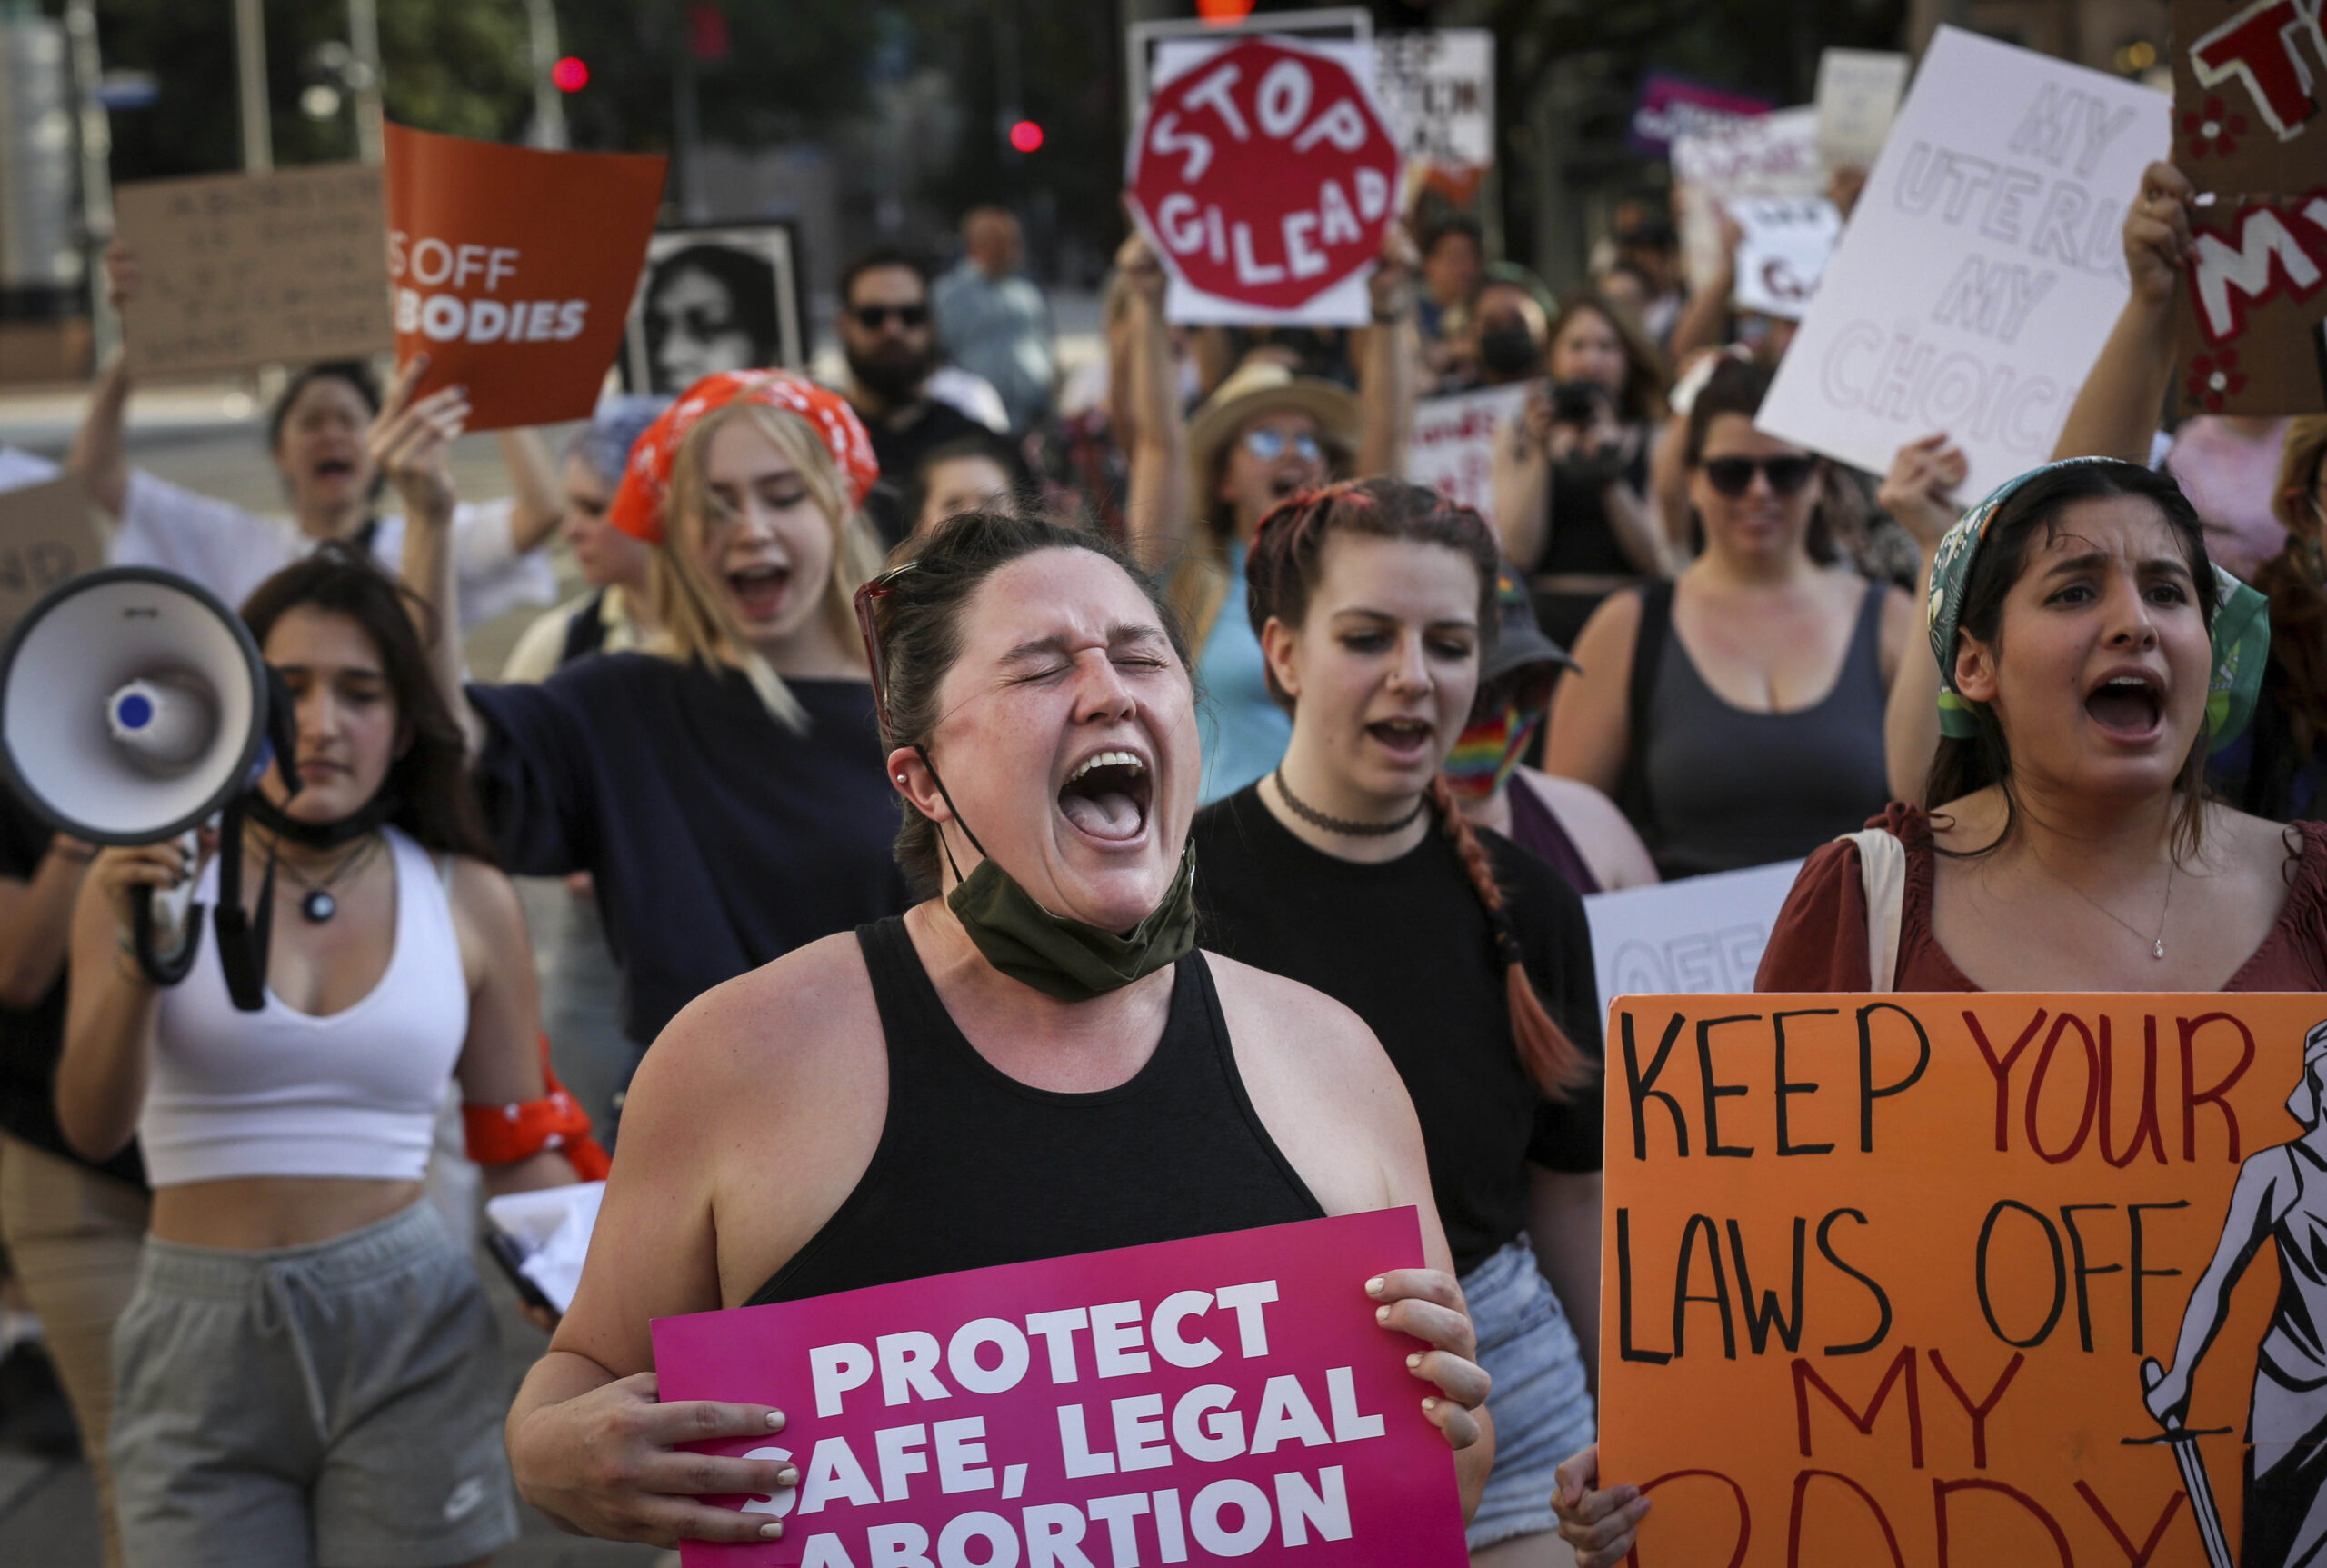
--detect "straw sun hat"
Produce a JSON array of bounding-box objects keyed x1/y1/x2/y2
[{"x1": 1183, "y1": 359, "x2": 1362, "y2": 488}]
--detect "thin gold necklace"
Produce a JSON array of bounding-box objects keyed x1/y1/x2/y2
[{"x1": 2028, "y1": 849, "x2": 2174, "y2": 960}]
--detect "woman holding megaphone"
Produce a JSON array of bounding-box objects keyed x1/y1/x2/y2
[
  {"x1": 397, "y1": 369, "x2": 910, "y2": 1100},
  {"x1": 57, "y1": 464, "x2": 589, "y2": 1563}
]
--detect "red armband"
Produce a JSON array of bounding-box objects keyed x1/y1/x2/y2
[{"x1": 463, "y1": 1037, "x2": 611, "y2": 1181}]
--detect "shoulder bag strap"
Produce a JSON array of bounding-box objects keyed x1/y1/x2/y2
[{"x1": 1841, "y1": 827, "x2": 1907, "y2": 993}]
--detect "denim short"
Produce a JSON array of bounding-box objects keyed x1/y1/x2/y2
[
  {"x1": 1463, "y1": 1234, "x2": 1597, "y2": 1551},
  {"x1": 109, "y1": 1199, "x2": 519, "y2": 1568}
]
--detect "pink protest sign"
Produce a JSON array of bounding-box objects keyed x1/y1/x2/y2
[{"x1": 652, "y1": 1208, "x2": 1469, "y2": 1568}]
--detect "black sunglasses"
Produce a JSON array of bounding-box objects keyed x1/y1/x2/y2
[
  {"x1": 1702, "y1": 454, "x2": 1818, "y2": 497},
  {"x1": 851, "y1": 303, "x2": 929, "y2": 330}
]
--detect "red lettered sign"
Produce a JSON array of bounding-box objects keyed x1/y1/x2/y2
[{"x1": 1127, "y1": 36, "x2": 1402, "y2": 320}]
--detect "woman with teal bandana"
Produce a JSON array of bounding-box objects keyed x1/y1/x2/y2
[
  {"x1": 1553, "y1": 456, "x2": 2327, "y2": 1568},
  {"x1": 1752, "y1": 454, "x2": 2320, "y2": 993},
  {"x1": 1192, "y1": 480, "x2": 1606, "y2": 1567},
  {"x1": 506, "y1": 509, "x2": 1498, "y2": 1548}
]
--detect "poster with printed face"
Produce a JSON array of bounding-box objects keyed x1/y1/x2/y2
[
  {"x1": 0, "y1": 479, "x2": 106, "y2": 636},
  {"x1": 1403, "y1": 382, "x2": 1530, "y2": 526},
  {"x1": 383, "y1": 123, "x2": 667, "y2": 431},
  {"x1": 2169, "y1": 0, "x2": 2327, "y2": 415},
  {"x1": 1600, "y1": 991, "x2": 2327, "y2": 1568},
  {"x1": 1755, "y1": 27, "x2": 2170, "y2": 502},
  {"x1": 1672, "y1": 107, "x2": 1823, "y2": 295},
  {"x1": 654, "y1": 1209, "x2": 1469, "y2": 1567},
  {"x1": 114, "y1": 163, "x2": 394, "y2": 377},
  {"x1": 623, "y1": 224, "x2": 806, "y2": 395},
  {"x1": 1129, "y1": 36, "x2": 1403, "y2": 326}
]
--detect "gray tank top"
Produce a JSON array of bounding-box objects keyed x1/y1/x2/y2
[{"x1": 1639, "y1": 579, "x2": 1892, "y2": 879}]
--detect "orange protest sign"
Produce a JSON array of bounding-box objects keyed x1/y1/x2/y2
[
  {"x1": 1600, "y1": 992, "x2": 2327, "y2": 1568},
  {"x1": 383, "y1": 124, "x2": 666, "y2": 431}
]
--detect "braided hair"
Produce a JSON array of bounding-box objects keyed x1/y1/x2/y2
[{"x1": 1244, "y1": 477, "x2": 1594, "y2": 1100}]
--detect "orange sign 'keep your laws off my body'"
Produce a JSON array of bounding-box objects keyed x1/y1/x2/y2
[{"x1": 1601, "y1": 992, "x2": 2327, "y2": 1568}]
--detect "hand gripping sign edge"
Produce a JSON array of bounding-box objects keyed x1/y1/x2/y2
[{"x1": 1127, "y1": 35, "x2": 1404, "y2": 316}]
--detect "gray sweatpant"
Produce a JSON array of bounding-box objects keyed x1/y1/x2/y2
[{"x1": 109, "y1": 1198, "x2": 519, "y2": 1568}]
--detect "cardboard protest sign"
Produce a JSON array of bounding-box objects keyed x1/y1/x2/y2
[
  {"x1": 1129, "y1": 36, "x2": 1403, "y2": 327},
  {"x1": 1814, "y1": 49, "x2": 1911, "y2": 173},
  {"x1": 654, "y1": 1209, "x2": 1467, "y2": 1568},
  {"x1": 1600, "y1": 990, "x2": 2327, "y2": 1567},
  {"x1": 2169, "y1": 0, "x2": 2327, "y2": 415},
  {"x1": 114, "y1": 164, "x2": 393, "y2": 378},
  {"x1": 1629, "y1": 72, "x2": 1773, "y2": 158},
  {"x1": 384, "y1": 123, "x2": 666, "y2": 431},
  {"x1": 1374, "y1": 31, "x2": 1494, "y2": 171},
  {"x1": 1672, "y1": 107, "x2": 1823, "y2": 295},
  {"x1": 1403, "y1": 382, "x2": 1530, "y2": 526},
  {"x1": 1729, "y1": 198, "x2": 1842, "y2": 321},
  {"x1": 1583, "y1": 861, "x2": 1803, "y2": 1004},
  {"x1": 1757, "y1": 27, "x2": 2169, "y2": 501},
  {"x1": 0, "y1": 479, "x2": 106, "y2": 636},
  {"x1": 2171, "y1": 0, "x2": 2327, "y2": 197}
]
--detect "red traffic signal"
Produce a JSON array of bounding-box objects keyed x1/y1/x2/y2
[
  {"x1": 1008, "y1": 119, "x2": 1044, "y2": 154},
  {"x1": 551, "y1": 55, "x2": 588, "y2": 93}
]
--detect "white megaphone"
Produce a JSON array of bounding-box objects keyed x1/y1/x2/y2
[{"x1": 0, "y1": 567, "x2": 292, "y2": 1001}]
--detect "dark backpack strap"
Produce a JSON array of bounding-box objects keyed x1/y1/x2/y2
[
  {"x1": 1616, "y1": 579, "x2": 1674, "y2": 848},
  {"x1": 558, "y1": 591, "x2": 610, "y2": 668}
]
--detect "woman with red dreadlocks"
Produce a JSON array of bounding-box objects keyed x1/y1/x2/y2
[{"x1": 1189, "y1": 477, "x2": 1605, "y2": 1568}]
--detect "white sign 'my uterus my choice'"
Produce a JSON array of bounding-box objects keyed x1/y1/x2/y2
[{"x1": 1759, "y1": 27, "x2": 2170, "y2": 499}]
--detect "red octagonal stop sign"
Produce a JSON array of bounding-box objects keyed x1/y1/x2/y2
[{"x1": 1128, "y1": 36, "x2": 1402, "y2": 315}]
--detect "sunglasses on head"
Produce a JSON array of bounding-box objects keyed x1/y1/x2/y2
[
  {"x1": 851, "y1": 303, "x2": 929, "y2": 330},
  {"x1": 854, "y1": 563, "x2": 916, "y2": 733},
  {"x1": 1702, "y1": 454, "x2": 1818, "y2": 497},
  {"x1": 1243, "y1": 427, "x2": 1324, "y2": 464}
]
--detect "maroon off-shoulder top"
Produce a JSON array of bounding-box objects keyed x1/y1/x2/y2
[{"x1": 1756, "y1": 804, "x2": 2327, "y2": 993}]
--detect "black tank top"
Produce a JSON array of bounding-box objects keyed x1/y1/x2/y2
[{"x1": 747, "y1": 918, "x2": 1324, "y2": 1306}]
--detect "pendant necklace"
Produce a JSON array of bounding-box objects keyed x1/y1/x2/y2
[
  {"x1": 273, "y1": 834, "x2": 383, "y2": 924},
  {"x1": 1272, "y1": 766, "x2": 1429, "y2": 837},
  {"x1": 2032, "y1": 852, "x2": 2175, "y2": 960}
]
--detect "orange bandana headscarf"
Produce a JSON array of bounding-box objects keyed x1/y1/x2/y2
[{"x1": 607, "y1": 369, "x2": 880, "y2": 544}]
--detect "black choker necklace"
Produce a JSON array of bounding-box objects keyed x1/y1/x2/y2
[{"x1": 1272, "y1": 767, "x2": 1429, "y2": 837}]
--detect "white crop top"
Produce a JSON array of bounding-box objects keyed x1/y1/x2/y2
[{"x1": 140, "y1": 826, "x2": 471, "y2": 1187}]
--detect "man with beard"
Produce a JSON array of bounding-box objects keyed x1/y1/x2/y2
[{"x1": 838, "y1": 248, "x2": 998, "y2": 545}]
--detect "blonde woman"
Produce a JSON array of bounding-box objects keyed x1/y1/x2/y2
[{"x1": 400, "y1": 369, "x2": 908, "y2": 1059}]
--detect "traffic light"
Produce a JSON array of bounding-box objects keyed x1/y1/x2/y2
[
  {"x1": 1008, "y1": 119, "x2": 1044, "y2": 154},
  {"x1": 551, "y1": 55, "x2": 588, "y2": 92}
]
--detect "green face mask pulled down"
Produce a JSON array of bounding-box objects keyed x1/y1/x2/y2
[
  {"x1": 918, "y1": 746, "x2": 1199, "y2": 1003},
  {"x1": 944, "y1": 839, "x2": 1200, "y2": 1003}
]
